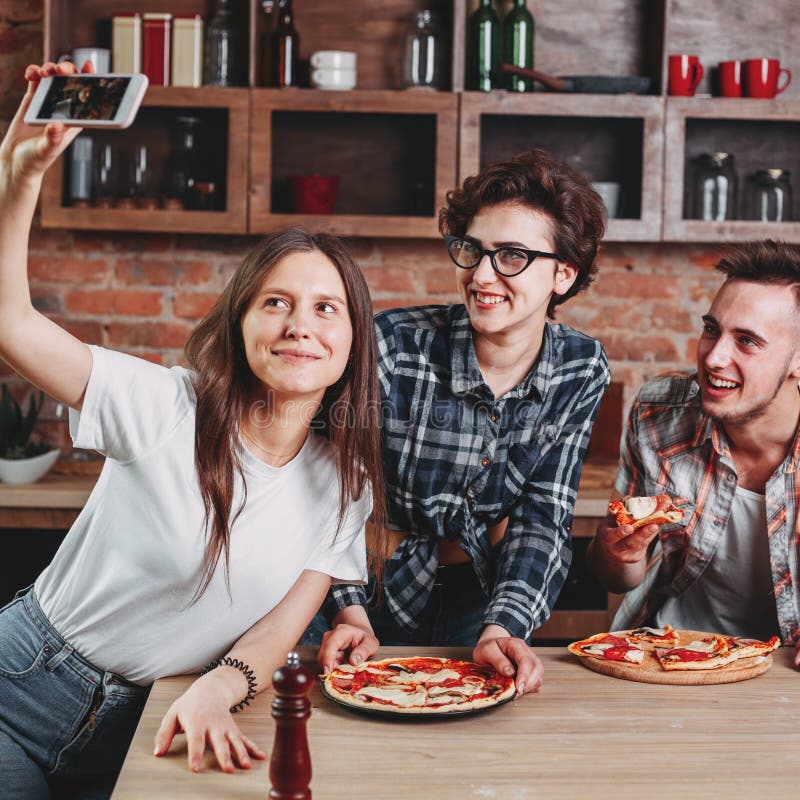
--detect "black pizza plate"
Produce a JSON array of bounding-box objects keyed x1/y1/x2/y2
[{"x1": 319, "y1": 680, "x2": 515, "y2": 720}]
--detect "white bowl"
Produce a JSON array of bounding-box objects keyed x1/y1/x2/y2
[
  {"x1": 311, "y1": 68, "x2": 357, "y2": 91},
  {"x1": 0, "y1": 449, "x2": 60, "y2": 484},
  {"x1": 310, "y1": 50, "x2": 357, "y2": 70}
]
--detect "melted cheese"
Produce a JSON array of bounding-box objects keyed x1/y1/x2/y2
[
  {"x1": 428, "y1": 682, "x2": 482, "y2": 698},
  {"x1": 385, "y1": 668, "x2": 461, "y2": 685},
  {"x1": 683, "y1": 639, "x2": 718, "y2": 653},
  {"x1": 624, "y1": 496, "x2": 657, "y2": 519},
  {"x1": 355, "y1": 687, "x2": 427, "y2": 707},
  {"x1": 584, "y1": 642, "x2": 643, "y2": 663}
]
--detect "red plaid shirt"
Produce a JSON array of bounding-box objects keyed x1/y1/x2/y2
[{"x1": 611, "y1": 373, "x2": 800, "y2": 645}]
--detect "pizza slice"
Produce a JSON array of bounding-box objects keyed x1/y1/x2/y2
[
  {"x1": 568, "y1": 632, "x2": 644, "y2": 664},
  {"x1": 724, "y1": 635, "x2": 781, "y2": 661},
  {"x1": 621, "y1": 624, "x2": 681, "y2": 646},
  {"x1": 608, "y1": 494, "x2": 684, "y2": 530},
  {"x1": 654, "y1": 634, "x2": 736, "y2": 670}
]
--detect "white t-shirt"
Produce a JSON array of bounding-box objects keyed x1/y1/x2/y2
[
  {"x1": 35, "y1": 346, "x2": 369, "y2": 685},
  {"x1": 655, "y1": 486, "x2": 778, "y2": 639}
]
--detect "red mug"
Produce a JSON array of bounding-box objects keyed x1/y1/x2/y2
[
  {"x1": 718, "y1": 60, "x2": 742, "y2": 97},
  {"x1": 668, "y1": 54, "x2": 704, "y2": 96},
  {"x1": 291, "y1": 175, "x2": 340, "y2": 214},
  {"x1": 743, "y1": 58, "x2": 792, "y2": 98}
]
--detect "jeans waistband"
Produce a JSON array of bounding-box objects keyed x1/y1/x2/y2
[{"x1": 21, "y1": 588, "x2": 147, "y2": 697}]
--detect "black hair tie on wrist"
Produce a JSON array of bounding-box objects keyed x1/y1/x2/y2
[{"x1": 200, "y1": 656, "x2": 258, "y2": 713}]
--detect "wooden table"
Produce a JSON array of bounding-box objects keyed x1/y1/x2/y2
[
  {"x1": 0, "y1": 473, "x2": 95, "y2": 528},
  {"x1": 113, "y1": 645, "x2": 800, "y2": 799}
]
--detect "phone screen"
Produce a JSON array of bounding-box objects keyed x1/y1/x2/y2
[{"x1": 36, "y1": 76, "x2": 132, "y2": 122}]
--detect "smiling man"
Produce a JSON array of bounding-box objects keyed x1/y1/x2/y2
[
  {"x1": 587, "y1": 240, "x2": 800, "y2": 667},
  {"x1": 310, "y1": 149, "x2": 610, "y2": 694}
]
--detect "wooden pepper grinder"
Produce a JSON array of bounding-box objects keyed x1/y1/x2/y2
[{"x1": 269, "y1": 650, "x2": 313, "y2": 799}]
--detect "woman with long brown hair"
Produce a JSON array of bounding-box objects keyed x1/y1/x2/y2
[{"x1": 0, "y1": 61, "x2": 386, "y2": 799}]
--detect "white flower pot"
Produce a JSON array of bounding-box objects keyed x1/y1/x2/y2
[{"x1": 0, "y1": 449, "x2": 60, "y2": 484}]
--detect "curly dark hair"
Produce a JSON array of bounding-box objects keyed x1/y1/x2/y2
[
  {"x1": 715, "y1": 240, "x2": 800, "y2": 304},
  {"x1": 439, "y1": 149, "x2": 607, "y2": 318}
]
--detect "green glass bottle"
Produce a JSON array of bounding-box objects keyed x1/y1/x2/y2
[
  {"x1": 466, "y1": 0, "x2": 500, "y2": 91},
  {"x1": 502, "y1": 0, "x2": 534, "y2": 91}
]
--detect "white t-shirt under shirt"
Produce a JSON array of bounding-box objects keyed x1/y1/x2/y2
[
  {"x1": 655, "y1": 485, "x2": 779, "y2": 639},
  {"x1": 35, "y1": 346, "x2": 369, "y2": 685}
]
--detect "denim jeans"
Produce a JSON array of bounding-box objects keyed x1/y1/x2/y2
[
  {"x1": 303, "y1": 561, "x2": 490, "y2": 647},
  {"x1": 0, "y1": 589, "x2": 149, "y2": 800}
]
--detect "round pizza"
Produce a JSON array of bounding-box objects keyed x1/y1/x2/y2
[{"x1": 321, "y1": 656, "x2": 516, "y2": 715}]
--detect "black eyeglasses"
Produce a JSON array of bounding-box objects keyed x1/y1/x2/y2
[{"x1": 444, "y1": 235, "x2": 561, "y2": 277}]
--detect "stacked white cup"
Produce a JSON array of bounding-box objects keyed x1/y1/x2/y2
[{"x1": 310, "y1": 51, "x2": 357, "y2": 90}]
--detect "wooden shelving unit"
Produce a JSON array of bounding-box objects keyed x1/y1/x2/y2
[
  {"x1": 39, "y1": 0, "x2": 800, "y2": 242},
  {"x1": 40, "y1": 87, "x2": 250, "y2": 234},
  {"x1": 249, "y1": 88, "x2": 457, "y2": 238},
  {"x1": 460, "y1": 92, "x2": 665, "y2": 241},
  {"x1": 663, "y1": 97, "x2": 800, "y2": 241}
]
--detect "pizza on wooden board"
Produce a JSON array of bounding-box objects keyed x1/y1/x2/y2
[
  {"x1": 569, "y1": 629, "x2": 780, "y2": 672},
  {"x1": 608, "y1": 495, "x2": 683, "y2": 530},
  {"x1": 322, "y1": 656, "x2": 516, "y2": 715}
]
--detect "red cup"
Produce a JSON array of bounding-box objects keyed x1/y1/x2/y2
[
  {"x1": 668, "y1": 54, "x2": 704, "y2": 96},
  {"x1": 290, "y1": 175, "x2": 340, "y2": 214},
  {"x1": 718, "y1": 60, "x2": 742, "y2": 97},
  {"x1": 743, "y1": 58, "x2": 792, "y2": 98}
]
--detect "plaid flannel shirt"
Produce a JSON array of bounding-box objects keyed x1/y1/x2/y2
[
  {"x1": 611, "y1": 373, "x2": 800, "y2": 645},
  {"x1": 325, "y1": 304, "x2": 609, "y2": 640}
]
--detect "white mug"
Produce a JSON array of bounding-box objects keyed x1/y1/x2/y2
[
  {"x1": 63, "y1": 47, "x2": 111, "y2": 73},
  {"x1": 311, "y1": 68, "x2": 357, "y2": 91},
  {"x1": 591, "y1": 181, "x2": 621, "y2": 218},
  {"x1": 310, "y1": 50, "x2": 357, "y2": 71}
]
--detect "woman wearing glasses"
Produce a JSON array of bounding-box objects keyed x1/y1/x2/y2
[{"x1": 314, "y1": 149, "x2": 610, "y2": 694}]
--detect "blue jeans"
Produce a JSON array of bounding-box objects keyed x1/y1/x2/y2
[
  {"x1": 0, "y1": 589, "x2": 149, "y2": 800},
  {"x1": 303, "y1": 561, "x2": 490, "y2": 647}
]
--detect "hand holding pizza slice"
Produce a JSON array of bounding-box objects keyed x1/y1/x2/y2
[{"x1": 608, "y1": 494, "x2": 684, "y2": 531}]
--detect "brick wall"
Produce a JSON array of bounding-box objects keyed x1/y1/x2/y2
[{"x1": 1, "y1": 3, "x2": 724, "y2": 453}]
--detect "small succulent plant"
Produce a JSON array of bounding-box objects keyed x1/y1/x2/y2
[{"x1": 0, "y1": 384, "x2": 51, "y2": 459}]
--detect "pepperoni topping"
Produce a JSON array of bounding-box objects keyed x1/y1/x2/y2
[
  {"x1": 603, "y1": 645, "x2": 636, "y2": 661},
  {"x1": 667, "y1": 648, "x2": 712, "y2": 661}
]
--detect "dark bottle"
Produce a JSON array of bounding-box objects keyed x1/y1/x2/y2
[
  {"x1": 273, "y1": 0, "x2": 299, "y2": 88},
  {"x1": 465, "y1": 0, "x2": 500, "y2": 91},
  {"x1": 502, "y1": 0, "x2": 534, "y2": 91},
  {"x1": 269, "y1": 651, "x2": 313, "y2": 800},
  {"x1": 204, "y1": 0, "x2": 244, "y2": 87}
]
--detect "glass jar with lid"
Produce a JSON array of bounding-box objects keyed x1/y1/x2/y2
[
  {"x1": 691, "y1": 152, "x2": 738, "y2": 221},
  {"x1": 745, "y1": 169, "x2": 793, "y2": 222},
  {"x1": 403, "y1": 10, "x2": 446, "y2": 90}
]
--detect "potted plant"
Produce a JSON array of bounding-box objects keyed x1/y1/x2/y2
[{"x1": 0, "y1": 384, "x2": 60, "y2": 484}]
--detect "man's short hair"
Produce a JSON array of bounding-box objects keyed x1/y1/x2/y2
[
  {"x1": 716, "y1": 240, "x2": 800, "y2": 307},
  {"x1": 439, "y1": 149, "x2": 607, "y2": 318}
]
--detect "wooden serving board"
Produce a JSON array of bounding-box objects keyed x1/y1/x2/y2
[{"x1": 576, "y1": 630, "x2": 774, "y2": 685}]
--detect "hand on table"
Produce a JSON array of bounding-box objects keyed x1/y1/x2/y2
[
  {"x1": 317, "y1": 622, "x2": 380, "y2": 674},
  {"x1": 153, "y1": 672, "x2": 266, "y2": 774},
  {"x1": 474, "y1": 625, "x2": 543, "y2": 696},
  {"x1": 794, "y1": 641, "x2": 800, "y2": 670}
]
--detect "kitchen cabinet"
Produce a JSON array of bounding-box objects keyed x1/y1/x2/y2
[
  {"x1": 663, "y1": 98, "x2": 800, "y2": 241},
  {"x1": 39, "y1": 0, "x2": 800, "y2": 241},
  {"x1": 249, "y1": 89, "x2": 457, "y2": 237}
]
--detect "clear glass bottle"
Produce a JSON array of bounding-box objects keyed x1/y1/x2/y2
[
  {"x1": 403, "y1": 10, "x2": 446, "y2": 90},
  {"x1": 502, "y1": 0, "x2": 534, "y2": 92},
  {"x1": 691, "y1": 152, "x2": 738, "y2": 221},
  {"x1": 273, "y1": 0, "x2": 299, "y2": 88},
  {"x1": 466, "y1": 0, "x2": 500, "y2": 92},
  {"x1": 203, "y1": 0, "x2": 244, "y2": 87},
  {"x1": 745, "y1": 169, "x2": 793, "y2": 222}
]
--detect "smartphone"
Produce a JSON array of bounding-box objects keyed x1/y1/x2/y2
[{"x1": 24, "y1": 73, "x2": 149, "y2": 129}]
